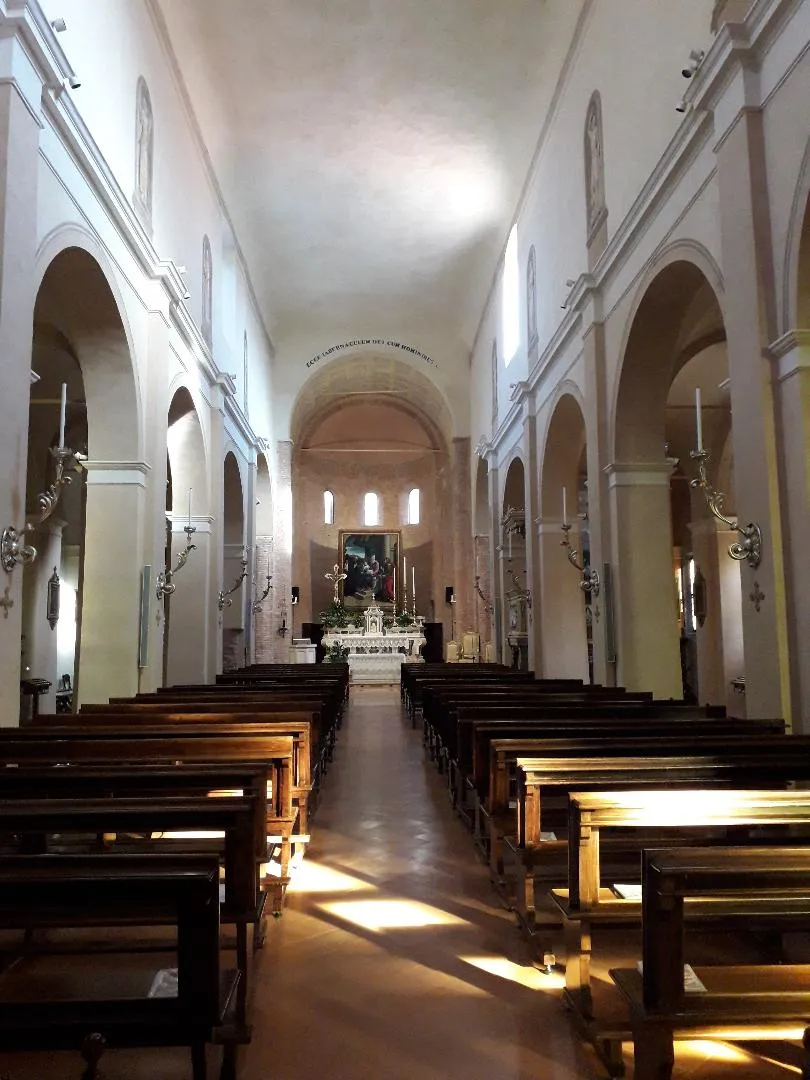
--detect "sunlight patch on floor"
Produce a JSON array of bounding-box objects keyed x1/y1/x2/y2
[
  {"x1": 460, "y1": 954, "x2": 565, "y2": 990},
  {"x1": 286, "y1": 860, "x2": 376, "y2": 894},
  {"x1": 319, "y1": 898, "x2": 467, "y2": 931}
]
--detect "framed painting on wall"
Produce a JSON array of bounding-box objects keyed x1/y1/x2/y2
[{"x1": 339, "y1": 530, "x2": 401, "y2": 611}]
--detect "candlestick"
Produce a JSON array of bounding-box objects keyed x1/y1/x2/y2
[
  {"x1": 393, "y1": 566, "x2": 397, "y2": 605},
  {"x1": 695, "y1": 387, "x2": 703, "y2": 453},
  {"x1": 58, "y1": 383, "x2": 66, "y2": 449},
  {"x1": 475, "y1": 546, "x2": 479, "y2": 576},
  {"x1": 562, "y1": 486, "x2": 567, "y2": 527}
]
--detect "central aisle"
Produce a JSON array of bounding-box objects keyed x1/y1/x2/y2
[{"x1": 242, "y1": 686, "x2": 591, "y2": 1080}]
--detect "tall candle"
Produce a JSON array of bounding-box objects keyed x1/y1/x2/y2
[
  {"x1": 562, "y1": 486, "x2": 567, "y2": 526},
  {"x1": 412, "y1": 566, "x2": 415, "y2": 597},
  {"x1": 58, "y1": 383, "x2": 66, "y2": 449},
  {"x1": 695, "y1": 387, "x2": 704, "y2": 452},
  {"x1": 403, "y1": 556, "x2": 407, "y2": 602},
  {"x1": 393, "y1": 567, "x2": 397, "y2": 604},
  {"x1": 187, "y1": 488, "x2": 192, "y2": 526},
  {"x1": 475, "y1": 546, "x2": 479, "y2": 575}
]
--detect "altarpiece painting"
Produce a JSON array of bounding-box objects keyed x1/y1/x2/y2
[{"x1": 339, "y1": 530, "x2": 400, "y2": 611}]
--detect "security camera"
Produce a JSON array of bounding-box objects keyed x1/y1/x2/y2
[
  {"x1": 565, "y1": 279, "x2": 576, "y2": 287},
  {"x1": 51, "y1": 17, "x2": 67, "y2": 32},
  {"x1": 66, "y1": 75, "x2": 81, "y2": 90},
  {"x1": 681, "y1": 49, "x2": 704, "y2": 79},
  {"x1": 675, "y1": 98, "x2": 687, "y2": 114}
]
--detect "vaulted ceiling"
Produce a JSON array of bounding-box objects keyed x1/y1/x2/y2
[{"x1": 151, "y1": 0, "x2": 585, "y2": 359}]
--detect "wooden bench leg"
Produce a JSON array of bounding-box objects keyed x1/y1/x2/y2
[
  {"x1": 563, "y1": 915, "x2": 593, "y2": 1018},
  {"x1": 630, "y1": 1022, "x2": 674, "y2": 1080},
  {"x1": 80, "y1": 1032, "x2": 106, "y2": 1080},
  {"x1": 236, "y1": 924, "x2": 248, "y2": 1030},
  {"x1": 191, "y1": 1040, "x2": 208, "y2": 1080}
]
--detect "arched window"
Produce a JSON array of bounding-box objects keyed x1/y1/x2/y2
[
  {"x1": 407, "y1": 487, "x2": 420, "y2": 525},
  {"x1": 323, "y1": 489, "x2": 334, "y2": 525},
  {"x1": 363, "y1": 492, "x2": 379, "y2": 527},
  {"x1": 502, "y1": 224, "x2": 519, "y2": 366}
]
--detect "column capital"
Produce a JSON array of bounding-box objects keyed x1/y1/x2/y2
[
  {"x1": 767, "y1": 329, "x2": 810, "y2": 381},
  {"x1": 83, "y1": 460, "x2": 151, "y2": 487},
  {"x1": 603, "y1": 461, "x2": 676, "y2": 488}
]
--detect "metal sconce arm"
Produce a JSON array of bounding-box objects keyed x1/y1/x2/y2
[
  {"x1": 474, "y1": 576, "x2": 494, "y2": 614},
  {"x1": 218, "y1": 556, "x2": 248, "y2": 611},
  {"x1": 2, "y1": 446, "x2": 83, "y2": 573},
  {"x1": 690, "y1": 449, "x2": 762, "y2": 569},
  {"x1": 560, "y1": 523, "x2": 601, "y2": 596},
  {"x1": 252, "y1": 573, "x2": 273, "y2": 615},
  {"x1": 156, "y1": 524, "x2": 197, "y2": 600}
]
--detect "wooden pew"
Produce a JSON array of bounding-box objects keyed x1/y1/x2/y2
[
  {"x1": 554, "y1": 788, "x2": 810, "y2": 1071},
  {"x1": 611, "y1": 846, "x2": 810, "y2": 1080},
  {"x1": 0, "y1": 794, "x2": 260, "y2": 1037},
  {"x1": 0, "y1": 853, "x2": 239, "y2": 1080},
  {"x1": 48, "y1": 708, "x2": 319, "y2": 830},
  {"x1": 0, "y1": 727, "x2": 297, "y2": 913}
]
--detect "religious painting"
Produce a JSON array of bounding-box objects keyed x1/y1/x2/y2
[
  {"x1": 584, "y1": 90, "x2": 606, "y2": 238},
  {"x1": 339, "y1": 530, "x2": 400, "y2": 611},
  {"x1": 201, "y1": 234, "x2": 213, "y2": 349}
]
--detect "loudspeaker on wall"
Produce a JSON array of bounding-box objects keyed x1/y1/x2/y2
[
  {"x1": 291, "y1": 586, "x2": 300, "y2": 606},
  {"x1": 445, "y1": 586, "x2": 454, "y2": 604}
]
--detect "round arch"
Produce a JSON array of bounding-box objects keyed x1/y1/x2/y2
[{"x1": 782, "y1": 135, "x2": 810, "y2": 331}]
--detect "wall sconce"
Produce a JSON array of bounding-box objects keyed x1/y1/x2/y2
[
  {"x1": 474, "y1": 576, "x2": 494, "y2": 614},
  {"x1": 252, "y1": 571, "x2": 273, "y2": 615},
  {"x1": 560, "y1": 524, "x2": 601, "y2": 596},
  {"x1": 690, "y1": 390, "x2": 762, "y2": 569},
  {"x1": 277, "y1": 600, "x2": 289, "y2": 637},
  {"x1": 156, "y1": 524, "x2": 197, "y2": 600},
  {"x1": 218, "y1": 553, "x2": 248, "y2": 611},
  {"x1": 3, "y1": 385, "x2": 84, "y2": 573},
  {"x1": 46, "y1": 567, "x2": 60, "y2": 630}
]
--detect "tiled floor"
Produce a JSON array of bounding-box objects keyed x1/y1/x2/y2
[{"x1": 0, "y1": 685, "x2": 804, "y2": 1078}]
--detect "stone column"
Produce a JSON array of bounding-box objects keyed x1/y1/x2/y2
[
  {"x1": 606, "y1": 462, "x2": 682, "y2": 697},
  {"x1": 273, "y1": 441, "x2": 293, "y2": 661},
  {"x1": 582, "y1": 311, "x2": 614, "y2": 685},
  {"x1": 252, "y1": 533, "x2": 275, "y2": 662},
  {"x1": 209, "y1": 385, "x2": 226, "y2": 677},
  {"x1": 139, "y1": 309, "x2": 170, "y2": 693},
  {"x1": 523, "y1": 413, "x2": 542, "y2": 675},
  {"x1": 473, "y1": 533, "x2": 493, "y2": 645},
  {"x1": 688, "y1": 516, "x2": 727, "y2": 709},
  {"x1": 451, "y1": 438, "x2": 473, "y2": 641},
  {"x1": 715, "y1": 109, "x2": 790, "y2": 721},
  {"x1": 165, "y1": 514, "x2": 212, "y2": 686},
  {"x1": 488, "y1": 460, "x2": 502, "y2": 662},
  {"x1": 538, "y1": 519, "x2": 589, "y2": 681},
  {"x1": 767, "y1": 331, "x2": 809, "y2": 730},
  {"x1": 0, "y1": 38, "x2": 44, "y2": 722},
  {"x1": 78, "y1": 461, "x2": 151, "y2": 704}
]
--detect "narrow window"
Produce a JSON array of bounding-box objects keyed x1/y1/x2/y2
[
  {"x1": 502, "y1": 224, "x2": 519, "y2": 366},
  {"x1": 363, "y1": 492, "x2": 379, "y2": 527},
  {"x1": 323, "y1": 490, "x2": 334, "y2": 525},
  {"x1": 407, "y1": 488, "x2": 420, "y2": 525}
]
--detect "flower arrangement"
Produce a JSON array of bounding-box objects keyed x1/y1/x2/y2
[
  {"x1": 325, "y1": 642, "x2": 350, "y2": 663},
  {"x1": 319, "y1": 599, "x2": 349, "y2": 630}
]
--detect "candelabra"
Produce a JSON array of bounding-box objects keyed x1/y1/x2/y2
[
  {"x1": 218, "y1": 555, "x2": 248, "y2": 611},
  {"x1": 156, "y1": 523, "x2": 197, "y2": 600},
  {"x1": 252, "y1": 571, "x2": 273, "y2": 615},
  {"x1": 690, "y1": 449, "x2": 762, "y2": 569},
  {"x1": 2, "y1": 445, "x2": 83, "y2": 573},
  {"x1": 560, "y1": 523, "x2": 600, "y2": 596},
  {"x1": 474, "y1": 576, "x2": 494, "y2": 614}
]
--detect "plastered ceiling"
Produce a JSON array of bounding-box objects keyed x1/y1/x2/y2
[{"x1": 151, "y1": 0, "x2": 584, "y2": 358}]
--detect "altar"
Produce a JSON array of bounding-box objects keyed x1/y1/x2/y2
[{"x1": 322, "y1": 605, "x2": 425, "y2": 684}]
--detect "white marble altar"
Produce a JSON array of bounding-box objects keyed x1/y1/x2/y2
[
  {"x1": 322, "y1": 605, "x2": 425, "y2": 684},
  {"x1": 288, "y1": 638, "x2": 316, "y2": 664}
]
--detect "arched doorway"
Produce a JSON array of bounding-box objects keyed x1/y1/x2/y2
[
  {"x1": 612, "y1": 256, "x2": 739, "y2": 702},
  {"x1": 538, "y1": 392, "x2": 590, "y2": 682},
  {"x1": 164, "y1": 388, "x2": 209, "y2": 685},
  {"x1": 22, "y1": 246, "x2": 139, "y2": 711},
  {"x1": 500, "y1": 456, "x2": 528, "y2": 669}
]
